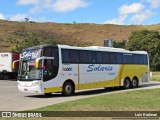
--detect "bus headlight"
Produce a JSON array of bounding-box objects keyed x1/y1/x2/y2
[
  {"x1": 32, "y1": 82, "x2": 40, "y2": 86},
  {"x1": 18, "y1": 82, "x2": 21, "y2": 86}
]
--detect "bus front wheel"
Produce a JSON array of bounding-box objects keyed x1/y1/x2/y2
[
  {"x1": 123, "y1": 78, "x2": 131, "y2": 89},
  {"x1": 62, "y1": 81, "x2": 74, "y2": 96}
]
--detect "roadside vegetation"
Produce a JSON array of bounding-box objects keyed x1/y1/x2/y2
[
  {"x1": 0, "y1": 20, "x2": 160, "y2": 71},
  {"x1": 113, "y1": 30, "x2": 160, "y2": 71},
  {"x1": 127, "y1": 30, "x2": 160, "y2": 71},
  {"x1": 32, "y1": 88, "x2": 160, "y2": 111},
  {"x1": 151, "y1": 72, "x2": 160, "y2": 82},
  {"x1": 8, "y1": 28, "x2": 160, "y2": 71}
]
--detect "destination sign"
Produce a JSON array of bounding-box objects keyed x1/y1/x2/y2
[{"x1": 22, "y1": 49, "x2": 41, "y2": 60}]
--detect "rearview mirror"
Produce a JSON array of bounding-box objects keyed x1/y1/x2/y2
[
  {"x1": 35, "y1": 59, "x2": 42, "y2": 69},
  {"x1": 35, "y1": 57, "x2": 54, "y2": 69},
  {"x1": 12, "y1": 60, "x2": 20, "y2": 70}
]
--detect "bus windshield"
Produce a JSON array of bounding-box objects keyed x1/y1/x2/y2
[
  {"x1": 19, "y1": 60, "x2": 42, "y2": 81},
  {"x1": 18, "y1": 46, "x2": 59, "y2": 81},
  {"x1": 18, "y1": 49, "x2": 42, "y2": 81}
]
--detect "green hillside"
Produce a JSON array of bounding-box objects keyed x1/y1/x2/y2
[{"x1": 0, "y1": 20, "x2": 159, "y2": 51}]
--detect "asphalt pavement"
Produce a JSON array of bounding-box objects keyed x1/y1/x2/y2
[{"x1": 0, "y1": 80, "x2": 160, "y2": 111}]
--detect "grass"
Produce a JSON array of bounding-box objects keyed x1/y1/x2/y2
[
  {"x1": 32, "y1": 88, "x2": 160, "y2": 111},
  {"x1": 2, "y1": 89, "x2": 160, "y2": 120},
  {"x1": 150, "y1": 72, "x2": 160, "y2": 82}
]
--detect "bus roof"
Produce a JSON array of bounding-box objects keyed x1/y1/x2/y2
[
  {"x1": 58, "y1": 45, "x2": 148, "y2": 55},
  {"x1": 22, "y1": 44, "x2": 148, "y2": 55}
]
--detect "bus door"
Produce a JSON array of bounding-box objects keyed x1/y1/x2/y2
[
  {"x1": 39, "y1": 57, "x2": 58, "y2": 90},
  {"x1": 41, "y1": 47, "x2": 59, "y2": 88},
  {"x1": 43, "y1": 59, "x2": 56, "y2": 81}
]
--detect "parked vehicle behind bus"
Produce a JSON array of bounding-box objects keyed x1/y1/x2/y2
[
  {"x1": 15, "y1": 45, "x2": 149, "y2": 96},
  {"x1": 0, "y1": 52, "x2": 20, "y2": 79}
]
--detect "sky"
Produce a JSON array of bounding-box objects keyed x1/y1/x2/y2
[{"x1": 0, "y1": 0, "x2": 160, "y2": 25}]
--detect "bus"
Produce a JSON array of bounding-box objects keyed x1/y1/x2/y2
[{"x1": 16, "y1": 44, "x2": 149, "y2": 96}]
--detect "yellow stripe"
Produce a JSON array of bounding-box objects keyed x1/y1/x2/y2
[
  {"x1": 119, "y1": 64, "x2": 125, "y2": 85},
  {"x1": 78, "y1": 64, "x2": 80, "y2": 89},
  {"x1": 44, "y1": 87, "x2": 62, "y2": 93}
]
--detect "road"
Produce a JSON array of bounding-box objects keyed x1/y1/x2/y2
[{"x1": 0, "y1": 80, "x2": 160, "y2": 111}]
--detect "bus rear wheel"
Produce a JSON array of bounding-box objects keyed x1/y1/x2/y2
[
  {"x1": 131, "y1": 78, "x2": 138, "y2": 88},
  {"x1": 123, "y1": 78, "x2": 131, "y2": 89},
  {"x1": 62, "y1": 81, "x2": 74, "y2": 96}
]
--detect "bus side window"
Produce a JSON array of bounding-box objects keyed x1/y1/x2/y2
[
  {"x1": 110, "y1": 53, "x2": 116, "y2": 64},
  {"x1": 89, "y1": 51, "x2": 96, "y2": 63},
  {"x1": 52, "y1": 48, "x2": 59, "y2": 66},
  {"x1": 143, "y1": 55, "x2": 148, "y2": 64},
  {"x1": 103, "y1": 52, "x2": 110, "y2": 64},
  {"x1": 44, "y1": 48, "x2": 52, "y2": 57},
  {"x1": 123, "y1": 54, "x2": 132, "y2": 64},
  {"x1": 116, "y1": 53, "x2": 122, "y2": 64},
  {"x1": 133, "y1": 54, "x2": 139, "y2": 64},
  {"x1": 79, "y1": 51, "x2": 89, "y2": 63},
  {"x1": 70, "y1": 50, "x2": 79, "y2": 63},
  {"x1": 62, "y1": 49, "x2": 70, "y2": 63},
  {"x1": 96, "y1": 52, "x2": 103, "y2": 64}
]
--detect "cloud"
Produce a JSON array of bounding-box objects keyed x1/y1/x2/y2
[
  {"x1": 29, "y1": 17, "x2": 48, "y2": 22},
  {"x1": 29, "y1": 6, "x2": 42, "y2": 14},
  {"x1": 17, "y1": 0, "x2": 40, "y2": 5},
  {"x1": 105, "y1": 15, "x2": 127, "y2": 25},
  {"x1": 0, "y1": 13, "x2": 5, "y2": 20},
  {"x1": 17, "y1": 0, "x2": 89, "y2": 13},
  {"x1": 147, "y1": 0, "x2": 160, "y2": 8},
  {"x1": 105, "y1": 2, "x2": 155, "y2": 25},
  {"x1": 17, "y1": 0, "x2": 52, "y2": 14},
  {"x1": 105, "y1": 3, "x2": 145, "y2": 25},
  {"x1": 131, "y1": 10, "x2": 153, "y2": 24},
  {"x1": 9, "y1": 13, "x2": 48, "y2": 22},
  {"x1": 119, "y1": 3, "x2": 145, "y2": 15},
  {"x1": 53, "y1": 0, "x2": 88, "y2": 13},
  {"x1": 10, "y1": 14, "x2": 28, "y2": 21}
]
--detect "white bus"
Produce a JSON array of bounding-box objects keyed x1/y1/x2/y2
[{"x1": 16, "y1": 44, "x2": 149, "y2": 96}]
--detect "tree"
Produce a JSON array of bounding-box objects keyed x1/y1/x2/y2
[
  {"x1": 15, "y1": 33, "x2": 40, "y2": 51},
  {"x1": 24, "y1": 18, "x2": 29, "y2": 22},
  {"x1": 113, "y1": 40, "x2": 127, "y2": 48},
  {"x1": 127, "y1": 30, "x2": 160, "y2": 71}
]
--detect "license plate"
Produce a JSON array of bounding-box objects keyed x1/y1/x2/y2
[{"x1": 24, "y1": 88, "x2": 28, "y2": 91}]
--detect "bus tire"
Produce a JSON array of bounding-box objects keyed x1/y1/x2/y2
[
  {"x1": 62, "y1": 81, "x2": 74, "y2": 96},
  {"x1": 131, "y1": 77, "x2": 138, "y2": 88},
  {"x1": 123, "y1": 78, "x2": 131, "y2": 89},
  {"x1": 0, "y1": 73, "x2": 4, "y2": 80},
  {"x1": 3, "y1": 74, "x2": 9, "y2": 80}
]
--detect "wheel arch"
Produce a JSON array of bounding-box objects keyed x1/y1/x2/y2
[
  {"x1": 62, "y1": 79, "x2": 75, "y2": 91},
  {"x1": 132, "y1": 76, "x2": 139, "y2": 82},
  {"x1": 124, "y1": 76, "x2": 131, "y2": 81}
]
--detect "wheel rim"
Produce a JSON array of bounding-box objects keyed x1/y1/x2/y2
[
  {"x1": 65, "y1": 85, "x2": 72, "y2": 94},
  {"x1": 132, "y1": 79, "x2": 137, "y2": 87},
  {"x1": 125, "y1": 79, "x2": 130, "y2": 88}
]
